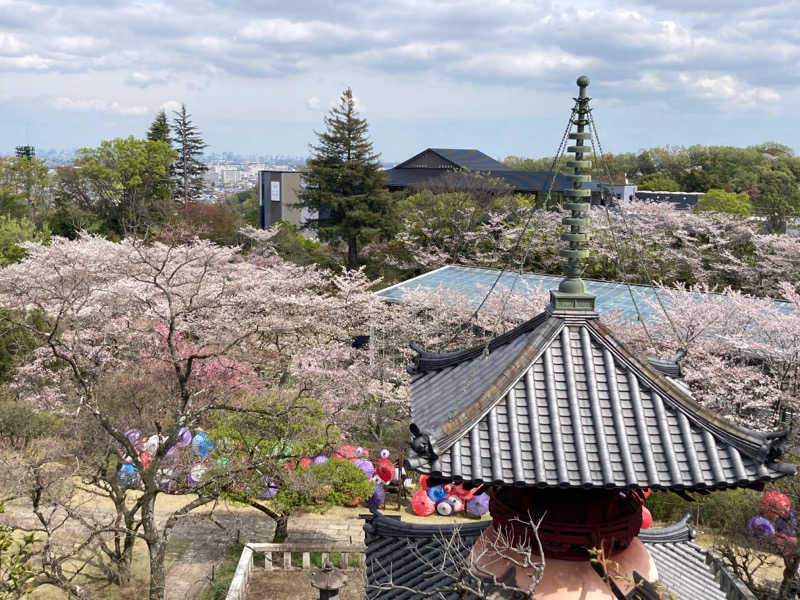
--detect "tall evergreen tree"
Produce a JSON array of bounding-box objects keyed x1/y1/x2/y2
[
  {"x1": 146, "y1": 110, "x2": 171, "y2": 144},
  {"x1": 300, "y1": 87, "x2": 394, "y2": 268},
  {"x1": 171, "y1": 104, "x2": 208, "y2": 205}
]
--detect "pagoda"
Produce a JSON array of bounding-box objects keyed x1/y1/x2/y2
[{"x1": 393, "y1": 76, "x2": 796, "y2": 598}]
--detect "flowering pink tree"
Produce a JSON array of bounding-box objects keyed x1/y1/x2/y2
[
  {"x1": 0, "y1": 233, "x2": 375, "y2": 600},
  {"x1": 395, "y1": 199, "x2": 800, "y2": 299}
]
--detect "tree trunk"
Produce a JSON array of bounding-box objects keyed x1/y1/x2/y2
[
  {"x1": 245, "y1": 499, "x2": 289, "y2": 543},
  {"x1": 107, "y1": 498, "x2": 137, "y2": 585},
  {"x1": 141, "y1": 495, "x2": 167, "y2": 600},
  {"x1": 347, "y1": 237, "x2": 358, "y2": 269},
  {"x1": 273, "y1": 512, "x2": 289, "y2": 543},
  {"x1": 779, "y1": 555, "x2": 800, "y2": 599}
]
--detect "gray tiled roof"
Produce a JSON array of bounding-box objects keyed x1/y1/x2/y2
[
  {"x1": 363, "y1": 510, "x2": 756, "y2": 600},
  {"x1": 407, "y1": 311, "x2": 794, "y2": 490},
  {"x1": 384, "y1": 166, "x2": 575, "y2": 194}
]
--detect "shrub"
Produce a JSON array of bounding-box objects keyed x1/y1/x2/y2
[
  {"x1": 274, "y1": 458, "x2": 375, "y2": 513},
  {"x1": 0, "y1": 394, "x2": 61, "y2": 449}
]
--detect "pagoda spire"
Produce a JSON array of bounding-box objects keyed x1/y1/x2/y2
[{"x1": 549, "y1": 75, "x2": 597, "y2": 313}]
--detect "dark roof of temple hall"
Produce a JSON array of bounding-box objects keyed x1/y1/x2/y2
[
  {"x1": 395, "y1": 148, "x2": 512, "y2": 171},
  {"x1": 384, "y1": 166, "x2": 574, "y2": 194},
  {"x1": 406, "y1": 309, "x2": 795, "y2": 490},
  {"x1": 363, "y1": 511, "x2": 757, "y2": 600}
]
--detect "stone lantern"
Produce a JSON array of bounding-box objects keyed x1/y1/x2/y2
[{"x1": 310, "y1": 559, "x2": 347, "y2": 600}]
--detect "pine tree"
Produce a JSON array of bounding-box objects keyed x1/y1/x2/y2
[
  {"x1": 171, "y1": 104, "x2": 208, "y2": 205},
  {"x1": 146, "y1": 110, "x2": 171, "y2": 144},
  {"x1": 300, "y1": 88, "x2": 395, "y2": 268}
]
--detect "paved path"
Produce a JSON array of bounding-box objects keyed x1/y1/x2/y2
[{"x1": 164, "y1": 514, "x2": 365, "y2": 600}]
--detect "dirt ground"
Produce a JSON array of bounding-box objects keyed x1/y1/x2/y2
[{"x1": 247, "y1": 569, "x2": 364, "y2": 600}]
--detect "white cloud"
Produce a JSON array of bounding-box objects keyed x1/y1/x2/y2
[
  {"x1": 125, "y1": 70, "x2": 170, "y2": 88},
  {"x1": 0, "y1": 32, "x2": 24, "y2": 54},
  {"x1": 51, "y1": 36, "x2": 99, "y2": 53},
  {"x1": 0, "y1": 54, "x2": 53, "y2": 71},
  {"x1": 239, "y1": 19, "x2": 356, "y2": 43},
  {"x1": 51, "y1": 97, "x2": 150, "y2": 116},
  {"x1": 160, "y1": 100, "x2": 182, "y2": 114},
  {"x1": 306, "y1": 96, "x2": 321, "y2": 110},
  {"x1": 678, "y1": 72, "x2": 781, "y2": 110}
]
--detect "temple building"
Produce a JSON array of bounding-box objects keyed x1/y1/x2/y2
[
  {"x1": 384, "y1": 147, "x2": 635, "y2": 204},
  {"x1": 364, "y1": 77, "x2": 795, "y2": 599}
]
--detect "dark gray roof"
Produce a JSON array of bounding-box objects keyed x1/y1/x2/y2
[
  {"x1": 407, "y1": 310, "x2": 794, "y2": 490},
  {"x1": 396, "y1": 148, "x2": 512, "y2": 172},
  {"x1": 363, "y1": 510, "x2": 756, "y2": 600},
  {"x1": 384, "y1": 166, "x2": 574, "y2": 194}
]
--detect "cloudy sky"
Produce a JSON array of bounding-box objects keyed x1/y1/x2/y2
[{"x1": 1, "y1": 0, "x2": 799, "y2": 161}]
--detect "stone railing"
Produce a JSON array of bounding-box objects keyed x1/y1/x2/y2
[{"x1": 225, "y1": 541, "x2": 366, "y2": 600}]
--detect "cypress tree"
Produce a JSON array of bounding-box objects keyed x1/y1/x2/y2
[
  {"x1": 146, "y1": 110, "x2": 171, "y2": 144},
  {"x1": 300, "y1": 87, "x2": 394, "y2": 268},
  {"x1": 171, "y1": 104, "x2": 208, "y2": 205}
]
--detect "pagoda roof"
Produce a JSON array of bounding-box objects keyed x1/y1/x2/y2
[
  {"x1": 363, "y1": 510, "x2": 756, "y2": 600},
  {"x1": 406, "y1": 309, "x2": 795, "y2": 490}
]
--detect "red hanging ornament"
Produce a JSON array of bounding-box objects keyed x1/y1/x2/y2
[{"x1": 640, "y1": 506, "x2": 653, "y2": 530}]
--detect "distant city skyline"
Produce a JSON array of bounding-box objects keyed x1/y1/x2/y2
[{"x1": 2, "y1": 1, "x2": 799, "y2": 162}]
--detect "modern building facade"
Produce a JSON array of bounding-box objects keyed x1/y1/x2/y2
[{"x1": 257, "y1": 170, "x2": 313, "y2": 229}]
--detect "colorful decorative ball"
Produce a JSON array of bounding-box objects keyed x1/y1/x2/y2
[
  {"x1": 312, "y1": 455, "x2": 328, "y2": 465},
  {"x1": 176, "y1": 427, "x2": 192, "y2": 447},
  {"x1": 125, "y1": 429, "x2": 141, "y2": 445},
  {"x1": 380, "y1": 449, "x2": 391, "y2": 459},
  {"x1": 640, "y1": 507, "x2": 653, "y2": 530},
  {"x1": 436, "y1": 499, "x2": 454, "y2": 516},
  {"x1": 334, "y1": 445, "x2": 356, "y2": 460},
  {"x1": 427, "y1": 485, "x2": 447, "y2": 502},
  {"x1": 119, "y1": 463, "x2": 140, "y2": 487},
  {"x1": 188, "y1": 464, "x2": 207, "y2": 485},
  {"x1": 762, "y1": 491, "x2": 792, "y2": 519},
  {"x1": 367, "y1": 484, "x2": 386, "y2": 509},
  {"x1": 216, "y1": 457, "x2": 230, "y2": 467},
  {"x1": 466, "y1": 493, "x2": 489, "y2": 517},
  {"x1": 419, "y1": 475, "x2": 429, "y2": 490},
  {"x1": 163, "y1": 446, "x2": 178, "y2": 463},
  {"x1": 749, "y1": 515, "x2": 777, "y2": 539},
  {"x1": 191, "y1": 432, "x2": 214, "y2": 458},
  {"x1": 138, "y1": 451, "x2": 152, "y2": 469},
  {"x1": 299, "y1": 457, "x2": 312, "y2": 468},
  {"x1": 261, "y1": 477, "x2": 278, "y2": 499},
  {"x1": 447, "y1": 496, "x2": 464, "y2": 513},
  {"x1": 376, "y1": 458, "x2": 394, "y2": 483},
  {"x1": 411, "y1": 489, "x2": 435, "y2": 516},
  {"x1": 143, "y1": 435, "x2": 159, "y2": 455},
  {"x1": 356, "y1": 459, "x2": 375, "y2": 479},
  {"x1": 158, "y1": 467, "x2": 178, "y2": 490}
]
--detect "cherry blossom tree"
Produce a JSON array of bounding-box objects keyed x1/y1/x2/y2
[{"x1": 0, "y1": 233, "x2": 377, "y2": 600}]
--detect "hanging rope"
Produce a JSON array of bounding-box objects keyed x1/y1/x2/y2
[
  {"x1": 588, "y1": 110, "x2": 684, "y2": 348},
  {"x1": 444, "y1": 108, "x2": 576, "y2": 347},
  {"x1": 493, "y1": 107, "x2": 577, "y2": 330}
]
